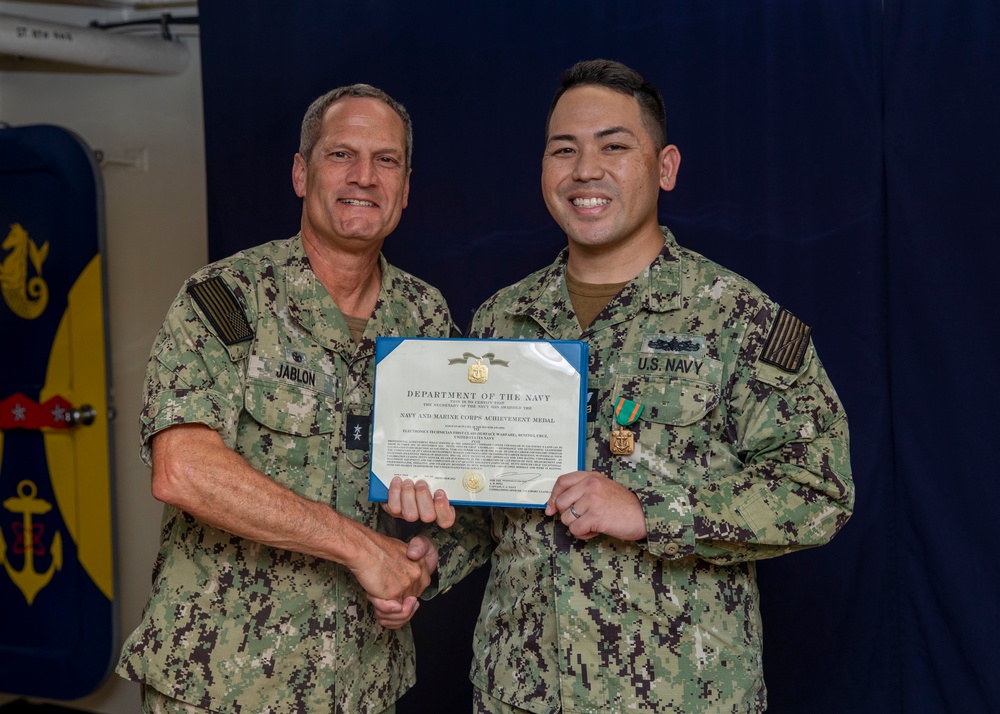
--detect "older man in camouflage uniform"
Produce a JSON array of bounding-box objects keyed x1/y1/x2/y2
[
  {"x1": 384, "y1": 60, "x2": 854, "y2": 712},
  {"x1": 116, "y1": 85, "x2": 456, "y2": 713}
]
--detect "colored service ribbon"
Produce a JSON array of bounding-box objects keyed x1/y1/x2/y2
[{"x1": 614, "y1": 396, "x2": 644, "y2": 426}]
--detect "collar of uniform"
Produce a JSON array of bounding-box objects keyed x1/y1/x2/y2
[
  {"x1": 503, "y1": 250, "x2": 575, "y2": 338},
  {"x1": 505, "y1": 227, "x2": 682, "y2": 335},
  {"x1": 639, "y1": 227, "x2": 682, "y2": 314},
  {"x1": 284, "y1": 235, "x2": 402, "y2": 357},
  {"x1": 370, "y1": 257, "x2": 409, "y2": 336}
]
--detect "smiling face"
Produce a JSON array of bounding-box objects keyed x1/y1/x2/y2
[
  {"x1": 292, "y1": 96, "x2": 410, "y2": 253},
  {"x1": 542, "y1": 85, "x2": 679, "y2": 257}
]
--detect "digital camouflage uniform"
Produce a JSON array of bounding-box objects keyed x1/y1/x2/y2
[
  {"x1": 116, "y1": 235, "x2": 455, "y2": 713},
  {"x1": 428, "y1": 229, "x2": 853, "y2": 713}
]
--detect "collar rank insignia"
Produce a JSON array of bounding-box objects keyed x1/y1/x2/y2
[
  {"x1": 346, "y1": 413, "x2": 370, "y2": 451},
  {"x1": 188, "y1": 275, "x2": 253, "y2": 346},
  {"x1": 760, "y1": 308, "x2": 812, "y2": 373}
]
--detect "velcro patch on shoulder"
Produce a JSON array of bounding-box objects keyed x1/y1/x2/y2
[
  {"x1": 760, "y1": 308, "x2": 811, "y2": 373},
  {"x1": 188, "y1": 276, "x2": 253, "y2": 346}
]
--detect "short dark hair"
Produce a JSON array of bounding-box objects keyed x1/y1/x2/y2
[
  {"x1": 546, "y1": 59, "x2": 667, "y2": 149},
  {"x1": 299, "y1": 84, "x2": 413, "y2": 168}
]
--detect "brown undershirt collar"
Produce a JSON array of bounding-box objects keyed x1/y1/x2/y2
[
  {"x1": 565, "y1": 270, "x2": 630, "y2": 330},
  {"x1": 344, "y1": 314, "x2": 368, "y2": 345}
]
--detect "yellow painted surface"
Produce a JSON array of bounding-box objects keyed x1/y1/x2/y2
[{"x1": 40, "y1": 255, "x2": 113, "y2": 601}]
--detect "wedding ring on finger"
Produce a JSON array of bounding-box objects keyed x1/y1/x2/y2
[{"x1": 569, "y1": 504, "x2": 581, "y2": 519}]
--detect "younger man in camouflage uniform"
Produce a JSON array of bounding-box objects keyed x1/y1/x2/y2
[
  {"x1": 383, "y1": 60, "x2": 854, "y2": 712},
  {"x1": 117, "y1": 85, "x2": 456, "y2": 713}
]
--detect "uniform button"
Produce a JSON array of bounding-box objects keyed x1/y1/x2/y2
[{"x1": 664, "y1": 542, "x2": 680, "y2": 556}]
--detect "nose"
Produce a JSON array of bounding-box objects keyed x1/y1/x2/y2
[
  {"x1": 571, "y1": 147, "x2": 603, "y2": 182},
  {"x1": 347, "y1": 157, "x2": 377, "y2": 187}
]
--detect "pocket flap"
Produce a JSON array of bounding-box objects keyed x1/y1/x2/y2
[
  {"x1": 245, "y1": 378, "x2": 337, "y2": 435},
  {"x1": 635, "y1": 378, "x2": 720, "y2": 427}
]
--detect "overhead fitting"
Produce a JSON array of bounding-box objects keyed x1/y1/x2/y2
[{"x1": 0, "y1": 12, "x2": 191, "y2": 75}]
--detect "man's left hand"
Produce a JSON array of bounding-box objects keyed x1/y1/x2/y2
[
  {"x1": 382, "y1": 477, "x2": 456, "y2": 527},
  {"x1": 368, "y1": 595, "x2": 421, "y2": 630},
  {"x1": 545, "y1": 471, "x2": 647, "y2": 541}
]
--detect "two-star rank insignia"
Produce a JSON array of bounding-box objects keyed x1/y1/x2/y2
[{"x1": 346, "y1": 413, "x2": 370, "y2": 451}]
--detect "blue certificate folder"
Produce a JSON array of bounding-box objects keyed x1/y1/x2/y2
[{"x1": 369, "y1": 337, "x2": 589, "y2": 508}]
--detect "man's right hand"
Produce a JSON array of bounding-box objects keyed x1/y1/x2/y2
[
  {"x1": 349, "y1": 529, "x2": 436, "y2": 602},
  {"x1": 151, "y1": 424, "x2": 440, "y2": 606},
  {"x1": 382, "y1": 477, "x2": 455, "y2": 527}
]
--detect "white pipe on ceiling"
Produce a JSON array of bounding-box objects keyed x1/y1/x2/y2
[{"x1": 0, "y1": 12, "x2": 189, "y2": 74}]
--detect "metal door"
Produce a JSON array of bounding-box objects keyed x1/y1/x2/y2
[{"x1": 0, "y1": 124, "x2": 115, "y2": 700}]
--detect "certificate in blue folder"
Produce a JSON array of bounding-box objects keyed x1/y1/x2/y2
[{"x1": 369, "y1": 338, "x2": 588, "y2": 508}]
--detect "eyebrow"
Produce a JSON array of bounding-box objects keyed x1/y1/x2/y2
[
  {"x1": 324, "y1": 141, "x2": 404, "y2": 157},
  {"x1": 596, "y1": 126, "x2": 636, "y2": 140},
  {"x1": 546, "y1": 125, "x2": 638, "y2": 145}
]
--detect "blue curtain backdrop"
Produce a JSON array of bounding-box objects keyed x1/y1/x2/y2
[{"x1": 197, "y1": 1, "x2": 999, "y2": 711}]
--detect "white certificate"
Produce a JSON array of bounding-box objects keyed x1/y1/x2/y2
[{"x1": 369, "y1": 338, "x2": 588, "y2": 508}]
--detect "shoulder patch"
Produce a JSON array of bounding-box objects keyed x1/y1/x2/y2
[
  {"x1": 188, "y1": 275, "x2": 253, "y2": 345},
  {"x1": 760, "y1": 308, "x2": 811, "y2": 373}
]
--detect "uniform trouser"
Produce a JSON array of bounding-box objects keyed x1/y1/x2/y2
[
  {"x1": 473, "y1": 687, "x2": 538, "y2": 714},
  {"x1": 141, "y1": 684, "x2": 397, "y2": 714}
]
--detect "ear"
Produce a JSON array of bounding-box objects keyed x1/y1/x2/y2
[
  {"x1": 658, "y1": 145, "x2": 681, "y2": 191},
  {"x1": 292, "y1": 153, "x2": 308, "y2": 198},
  {"x1": 401, "y1": 167, "x2": 412, "y2": 209}
]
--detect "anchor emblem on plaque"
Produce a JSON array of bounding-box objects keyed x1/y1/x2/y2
[
  {"x1": 0, "y1": 480, "x2": 63, "y2": 605},
  {"x1": 468, "y1": 358, "x2": 488, "y2": 384},
  {"x1": 447, "y1": 351, "x2": 509, "y2": 384}
]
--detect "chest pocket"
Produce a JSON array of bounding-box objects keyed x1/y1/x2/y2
[
  {"x1": 240, "y1": 375, "x2": 339, "y2": 501},
  {"x1": 640, "y1": 376, "x2": 720, "y2": 426},
  {"x1": 612, "y1": 374, "x2": 721, "y2": 488},
  {"x1": 244, "y1": 378, "x2": 338, "y2": 437}
]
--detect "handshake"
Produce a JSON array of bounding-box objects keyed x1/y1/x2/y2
[{"x1": 353, "y1": 478, "x2": 455, "y2": 629}]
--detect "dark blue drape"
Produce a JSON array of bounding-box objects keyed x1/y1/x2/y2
[
  {"x1": 197, "y1": 1, "x2": 999, "y2": 711},
  {"x1": 882, "y1": 2, "x2": 1000, "y2": 711}
]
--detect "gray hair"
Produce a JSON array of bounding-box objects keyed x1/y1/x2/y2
[{"x1": 299, "y1": 84, "x2": 413, "y2": 168}]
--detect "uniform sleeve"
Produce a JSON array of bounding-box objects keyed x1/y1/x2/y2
[
  {"x1": 417, "y1": 506, "x2": 495, "y2": 598},
  {"x1": 467, "y1": 301, "x2": 501, "y2": 339},
  {"x1": 640, "y1": 313, "x2": 854, "y2": 564},
  {"x1": 138, "y1": 276, "x2": 252, "y2": 467},
  {"x1": 384, "y1": 267, "x2": 461, "y2": 338}
]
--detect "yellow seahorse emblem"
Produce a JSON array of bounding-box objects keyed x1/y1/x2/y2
[{"x1": 1, "y1": 223, "x2": 49, "y2": 320}]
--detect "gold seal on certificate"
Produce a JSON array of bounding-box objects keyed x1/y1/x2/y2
[
  {"x1": 369, "y1": 338, "x2": 588, "y2": 508},
  {"x1": 468, "y1": 359, "x2": 488, "y2": 383},
  {"x1": 462, "y1": 470, "x2": 486, "y2": 493}
]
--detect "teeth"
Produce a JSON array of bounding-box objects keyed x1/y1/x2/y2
[
  {"x1": 572, "y1": 197, "x2": 611, "y2": 208},
  {"x1": 341, "y1": 199, "x2": 376, "y2": 207}
]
